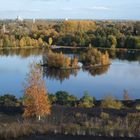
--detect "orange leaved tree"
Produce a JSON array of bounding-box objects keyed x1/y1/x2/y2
[{"x1": 23, "y1": 63, "x2": 50, "y2": 120}]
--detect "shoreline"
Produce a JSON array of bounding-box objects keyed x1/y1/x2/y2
[
  {"x1": 0, "y1": 45, "x2": 140, "y2": 52},
  {"x1": 0, "y1": 46, "x2": 42, "y2": 50},
  {"x1": 41, "y1": 63, "x2": 111, "y2": 70}
]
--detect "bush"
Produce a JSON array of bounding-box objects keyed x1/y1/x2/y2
[
  {"x1": 51, "y1": 91, "x2": 77, "y2": 106},
  {"x1": 55, "y1": 91, "x2": 70, "y2": 102},
  {"x1": 0, "y1": 94, "x2": 18, "y2": 106},
  {"x1": 127, "y1": 112, "x2": 140, "y2": 120},
  {"x1": 78, "y1": 92, "x2": 94, "y2": 108},
  {"x1": 101, "y1": 96, "x2": 122, "y2": 109},
  {"x1": 100, "y1": 112, "x2": 110, "y2": 120},
  {"x1": 48, "y1": 94, "x2": 57, "y2": 104},
  {"x1": 135, "y1": 103, "x2": 140, "y2": 110}
]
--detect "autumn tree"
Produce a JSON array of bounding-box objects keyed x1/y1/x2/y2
[
  {"x1": 101, "y1": 51, "x2": 110, "y2": 66},
  {"x1": 19, "y1": 37, "x2": 25, "y2": 48},
  {"x1": 64, "y1": 57, "x2": 71, "y2": 68},
  {"x1": 71, "y1": 57, "x2": 78, "y2": 68},
  {"x1": 23, "y1": 63, "x2": 50, "y2": 120},
  {"x1": 38, "y1": 38, "x2": 44, "y2": 47},
  {"x1": 46, "y1": 51, "x2": 74, "y2": 69},
  {"x1": 48, "y1": 37, "x2": 53, "y2": 46},
  {"x1": 108, "y1": 35, "x2": 117, "y2": 49},
  {"x1": 80, "y1": 47, "x2": 110, "y2": 66},
  {"x1": 80, "y1": 47, "x2": 101, "y2": 66},
  {"x1": 123, "y1": 90, "x2": 130, "y2": 101}
]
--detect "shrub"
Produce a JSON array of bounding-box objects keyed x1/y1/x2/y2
[
  {"x1": 101, "y1": 96, "x2": 122, "y2": 109},
  {"x1": 100, "y1": 112, "x2": 110, "y2": 120},
  {"x1": 55, "y1": 91, "x2": 70, "y2": 102},
  {"x1": 136, "y1": 105, "x2": 140, "y2": 110},
  {"x1": 54, "y1": 91, "x2": 77, "y2": 106},
  {"x1": 74, "y1": 112, "x2": 82, "y2": 118},
  {"x1": 127, "y1": 112, "x2": 140, "y2": 120},
  {"x1": 78, "y1": 92, "x2": 94, "y2": 108},
  {"x1": 48, "y1": 94, "x2": 57, "y2": 104},
  {"x1": 0, "y1": 94, "x2": 18, "y2": 106}
]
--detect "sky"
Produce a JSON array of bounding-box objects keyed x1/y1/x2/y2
[{"x1": 0, "y1": 0, "x2": 140, "y2": 20}]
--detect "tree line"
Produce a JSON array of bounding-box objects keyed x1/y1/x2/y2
[
  {"x1": 1, "y1": 90, "x2": 140, "y2": 110},
  {"x1": 0, "y1": 20, "x2": 140, "y2": 49}
]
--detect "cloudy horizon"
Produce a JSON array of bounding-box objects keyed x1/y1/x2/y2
[{"x1": 0, "y1": 0, "x2": 140, "y2": 20}]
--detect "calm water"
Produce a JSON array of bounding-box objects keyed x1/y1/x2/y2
[{"x1": 0, "y1": 48, "x2": 140, "y2": 99}]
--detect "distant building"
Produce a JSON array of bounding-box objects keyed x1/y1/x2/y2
[
  {"x1": 16, "y1": 16, "x2": 23, "y2": 22},
  {"x1": 33, "y1": 18, "x2": 36, "y2": 24},
  {"x1": 65, "y1": 18, "x2": 68, "y2": 21}
]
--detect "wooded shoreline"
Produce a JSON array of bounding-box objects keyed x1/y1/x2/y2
[{"x1": 1, "y1": 46, "x2": 140, "y2": 52}]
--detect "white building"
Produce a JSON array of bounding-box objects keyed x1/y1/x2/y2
[
  {"x1": 16, "y1": 16, "x2": 23, "y2": 22},
  {"x1": 33, "y1": 18, "x2": 36, "y2": 23}
]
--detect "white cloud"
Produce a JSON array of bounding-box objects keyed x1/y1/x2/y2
[{"x1": 87, "y1": 6, "x2": 111, "y2": 11}]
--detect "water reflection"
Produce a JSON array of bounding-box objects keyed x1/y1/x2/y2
[
  {"x1": 0, "y1": 48, "x2": 43, "y2": 58},
  {"x1": 108, "y1": 50, "x2": 140, "y2": 62},
  {"x1": 0, "y1": 48, "x2": 140, "y2": 62},
  {"x1": 0, "y1": 48, "x2": 140, "y2": 99},
  {"x1": 43, "y1": 66, "x2": 110, "y2": 82},
  {"x1": 43, "y1": 68, "x2": 78, "y2": 83},
  {"x1": 83, "y1": 66, "x2": 109, "y2": 77}
]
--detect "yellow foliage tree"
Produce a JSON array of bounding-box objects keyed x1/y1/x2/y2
[
  {"x1": 38, "y1": 38, "x2": 44, "y2": 47},
  {"x1": 46, "y1": 51, "x2": 73, "y2": 68},
  {"x1": 23, "y1": 63, "x2": 50, "y2": 120},
  {"x1": 19, "y1": 37, "x2": 25, "y2": 48},
  {"x1": 72, "y1": 57, "x2": 78, "y2": 68},
  {"x1": 61, "y1": 20, "x2": 96, "y2": 34},
  {"x1": 48, "y1": 37, "x2": 53, "y2": 46},
  {"x1": 64, "y1": 57, "x2": 71, "y2": 68},
  {"x1": 101, "y1": 51, "x2": 110, "y2": 66},
  {"x1": 123, "y1": 90, "x2": 129, "y2": 101}
]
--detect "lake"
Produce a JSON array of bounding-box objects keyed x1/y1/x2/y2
[{"x1": 0, "y1": 48, "x2": 140, "y2": 99}]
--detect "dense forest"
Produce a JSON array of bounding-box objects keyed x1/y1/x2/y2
[{"x1": 0, "y1": 20, "x2": 140, "y2": 49}]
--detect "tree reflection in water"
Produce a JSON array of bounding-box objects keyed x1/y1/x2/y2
[
  {"x1": 43, "y1": 65, "x2": 110, "y2": 82},
  {"x1": 108, "y1": 50, "x2": 140, "y2": 62},
  {"x1": 43, "y1": 67, "x2": 78, "y2": 83},
  {"x1": 83, "y1": 65, "x2": 110, "y2": 76},
  {"x1": 0, "y1": 48, "x2": 43, "y2": 58}
]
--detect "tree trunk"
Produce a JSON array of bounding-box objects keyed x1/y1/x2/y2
[{"x1": 38, "y1": 115, "x2": 41, "y2": 121}]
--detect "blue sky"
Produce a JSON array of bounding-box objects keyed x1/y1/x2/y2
[{"x1": 0, "y1": 0, "x2": 140, "y2": 19}]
